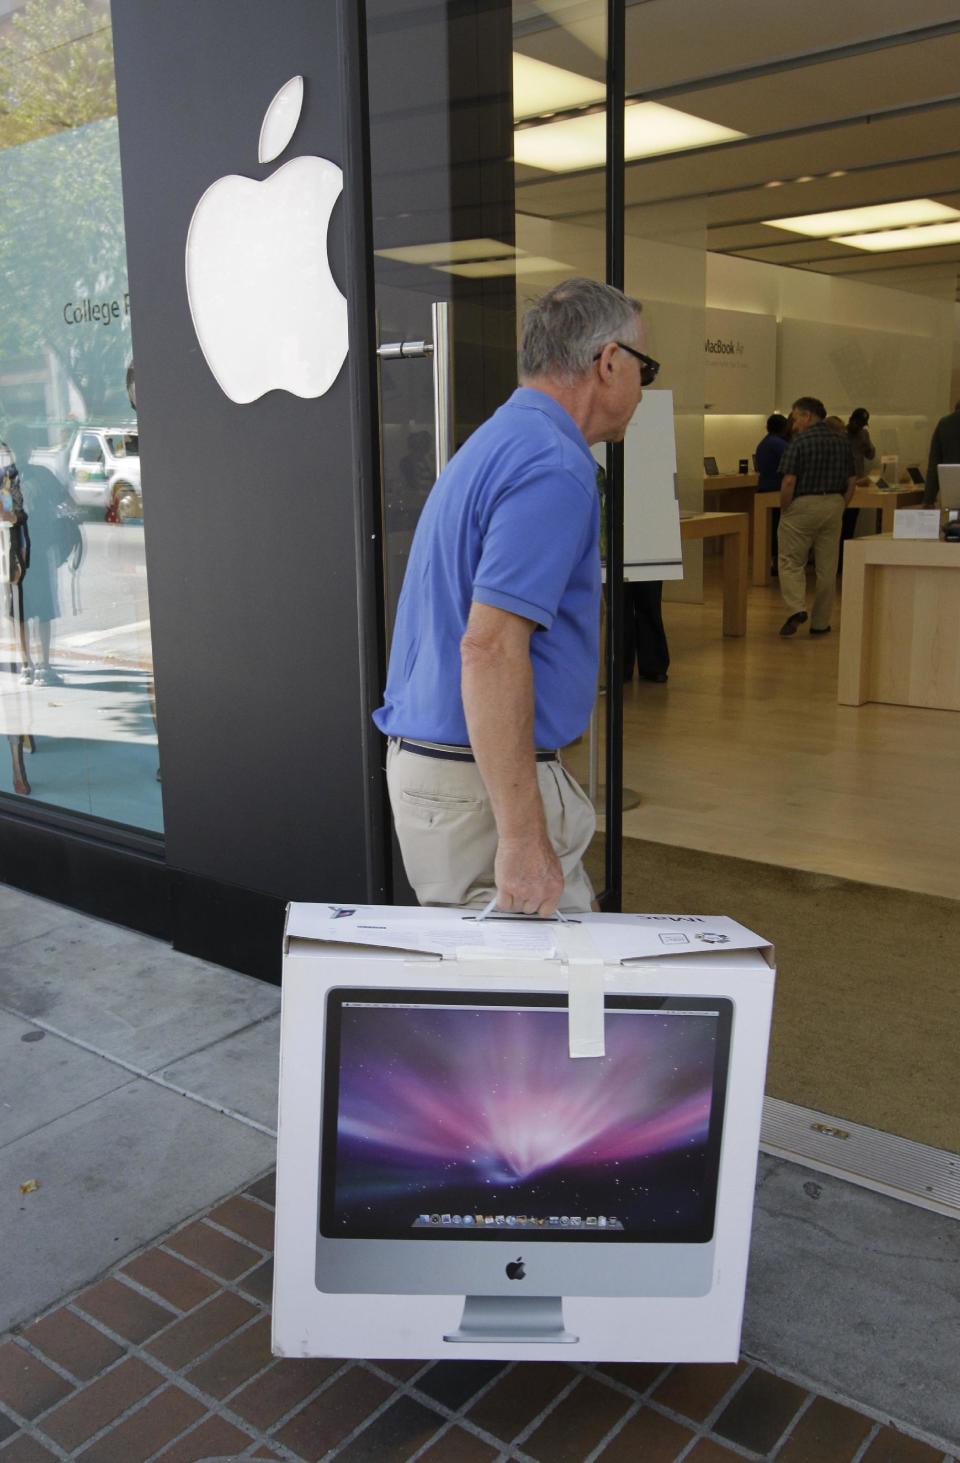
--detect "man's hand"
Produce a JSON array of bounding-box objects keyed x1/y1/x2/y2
[
  {"x1": 780, "y1": 472, "x2": 797, "y2": 513},
  {"x1": 494, "y1": 829, "x2": 564, "y2": 916}
]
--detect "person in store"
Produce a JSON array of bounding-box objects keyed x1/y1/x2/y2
[
  {"x1": 597, "y1": 458, "x2": 670, "y2": 685},
  {"x1": 923, "y1": 400, "x2": 960, "y2": 506},
  {"x1": 846, "y1": 407, "x2": 875, "y2": 478},
  {"x1": 622, "y1": 579, "x2": 669, "y2": 684},
  {"x1": 837, "y1": 406, "x2": 875, "y2": 560},
  {"x1": 777, "y1": 396, "x2": 857, "y2": 637},
  {"x1": 374, "y1": 277, "x2": 652, "y2": 916},
  {"x1": 754, "y1": 412, "x2": 790, "y2": 575}
]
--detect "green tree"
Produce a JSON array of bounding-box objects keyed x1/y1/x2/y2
[
  {"x1": 0, "y1": 0, "x2": 116, "y2": 149},
  {"x1": 0, "y1": 0, "x2": 129, "y2": 425}
]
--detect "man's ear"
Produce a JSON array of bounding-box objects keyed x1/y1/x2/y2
[{"x1": 594, "y1": 342, "x2": 617, "y2": 379}]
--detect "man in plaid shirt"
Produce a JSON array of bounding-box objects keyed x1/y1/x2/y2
[{"x1": 777, "y1": 396, "x2": 857, "y2": 637}]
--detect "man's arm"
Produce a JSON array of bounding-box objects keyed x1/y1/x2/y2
[
  {"x1": 844, "y1": 475, "x2": 857, "y2": 506},
  {"x1": 780, "y1": 473, "x2": 797, "y2": 511},
  {"x1": 461, "y1": 600, "x2": 563, "y2": 916}
]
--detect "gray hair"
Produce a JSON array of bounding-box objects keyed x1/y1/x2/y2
[{"x1": 519, "y1": 277, "x2": 643, "y2": 383}]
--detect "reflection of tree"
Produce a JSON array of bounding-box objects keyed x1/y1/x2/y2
[
  {"x1": 0, "y1": 0, "x2": 129, "y2": 424},
  {"x1": 0, "y1": 0, "x2": 115, "y2": 149}
]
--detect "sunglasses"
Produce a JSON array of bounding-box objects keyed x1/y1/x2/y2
[{"x1": 594, "y1": 341, "x2": 661, "y2": 386}]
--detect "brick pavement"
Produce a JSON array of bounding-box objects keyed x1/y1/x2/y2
[{"x1": 0, "y1": 1172, "x2": 954, "y2": 1463}]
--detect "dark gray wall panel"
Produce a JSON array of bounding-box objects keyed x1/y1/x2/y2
[{"x1": 111, "y1": 0, "x2": 386, "y2": 904}]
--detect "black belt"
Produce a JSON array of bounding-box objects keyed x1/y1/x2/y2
[{"x1": 398, "y1": 739, "x2": 559, "y2": 764}]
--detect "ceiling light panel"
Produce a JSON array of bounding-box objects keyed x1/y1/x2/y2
[
  {"x1": 513, "y1": 54, "x2": 604, "y2": 121},
  {"x1": 514, "y1": 103, "x2": 744, "y2": 174},
  {"x1": 436, "y1": 256, "x2": 572, "y2": 278},
  {"x1": 765, "y1": 200, "x2": 960, "y2": 239},
  {"x1": 375, "y1": 239, "x2": 520, "y2": 265},
  {"x1": 832, "y1": 221, "x2": 960, "y2": 252}
]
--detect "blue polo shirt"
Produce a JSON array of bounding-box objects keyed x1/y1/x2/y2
[{"x1": 373, "y1": 387, "x2": 601, "y2": 749}]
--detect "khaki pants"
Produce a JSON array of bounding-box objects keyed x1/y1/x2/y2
[
  {"x1": 778, "y1": 493, "x2": 845, "y2": 630},
  {"x1": 386, "y1": 739, "x2": 596, "y2": 911}
]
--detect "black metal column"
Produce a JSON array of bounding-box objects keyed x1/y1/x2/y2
[{"x1": 602, "y1": 0, "x2": 626, "y2": 912}]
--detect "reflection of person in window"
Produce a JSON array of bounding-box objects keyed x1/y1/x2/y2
[
  {"x1": 396, "y1": 431, "x2": 435, "y2": 526},
  {"x1": 0, "y1": 437, "x2": 28, "y2": 595},
  {"x1": 1, "y1": 436, "x2": 33, "y2": 793},
  {"x1": 4, "y1": 425, "x2": 79, "y2": 687}
]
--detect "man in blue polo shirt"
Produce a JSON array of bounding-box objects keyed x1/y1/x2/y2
[{"x1": 374, "y1": 277, "x2": 652, "y2": 915}]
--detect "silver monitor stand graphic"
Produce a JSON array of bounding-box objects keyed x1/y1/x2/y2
[{"x1": 445, "y1": 1294, "x2": 578, "y2": 1344}]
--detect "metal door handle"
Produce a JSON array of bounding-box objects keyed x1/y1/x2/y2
[
  {"x1": 376, "y1": 340, "x2": 432, "y2": 360},
  {"x1": 376, "y1": 300, "x2": 453, "y2": 474},
  {"x1": 430, "y1": 301, "x2": 453, "y2": 474}
]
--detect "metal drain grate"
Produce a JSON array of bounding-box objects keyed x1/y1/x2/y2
[{"x1": 760, "y1": 1097, "x2": 960, "y2": 1218}]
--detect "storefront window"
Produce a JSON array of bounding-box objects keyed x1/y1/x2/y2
[{"x1": 0, "y1": 0, "x2": 160, "y2": 832}]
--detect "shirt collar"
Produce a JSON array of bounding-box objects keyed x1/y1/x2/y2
[{"x1": 507, "y1": 387, "x2": 597, "y2": 474}]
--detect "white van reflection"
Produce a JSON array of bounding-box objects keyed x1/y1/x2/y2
[{"x1": 68, "y1": 428, "x2": 142, "y2": 522}]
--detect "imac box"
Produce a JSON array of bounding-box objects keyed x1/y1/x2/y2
[{"x1": 273, "y1": 904, "x2": 775, "y2": 1363}]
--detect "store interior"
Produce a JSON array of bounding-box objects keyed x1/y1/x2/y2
[{"x1": 506, "y1": 0, "x2": 960, "y2": 1154}]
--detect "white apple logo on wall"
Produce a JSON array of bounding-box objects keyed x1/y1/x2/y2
[{"x1": 185, "y1": 75, "x2": 348, "y2": 403}]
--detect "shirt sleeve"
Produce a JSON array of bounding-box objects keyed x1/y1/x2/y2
[{"x1": 472, "y1": 468, "x2": 596, "y2": 629}]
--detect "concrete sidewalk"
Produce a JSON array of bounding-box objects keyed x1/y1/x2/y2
[{"x1": 0, "y1": 884, "x2": 957, "y2": 1462}]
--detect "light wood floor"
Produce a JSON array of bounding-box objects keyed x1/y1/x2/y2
[{"x1": 566, "y1": 563, "x2": 960, "y2": 901}]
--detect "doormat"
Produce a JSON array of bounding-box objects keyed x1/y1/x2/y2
[{"x1": 585, "y1": 837, "x2": 960, "y2": 1153}]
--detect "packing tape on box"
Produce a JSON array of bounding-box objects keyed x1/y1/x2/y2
[{"x1": 553, "y1": 924, "x2": 606, "y2": 1060}]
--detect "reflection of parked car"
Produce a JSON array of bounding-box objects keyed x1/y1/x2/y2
[{"x1": 68, "y1": 429, "x2": 142, "y2": 522}]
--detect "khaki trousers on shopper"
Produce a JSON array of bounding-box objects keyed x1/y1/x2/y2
[
  {"x1": 386, "y1": 739, "x2": 596, "y2": 911},
  {"x1": 777, "y1": 493, "x2": 845, "y2": 630}
]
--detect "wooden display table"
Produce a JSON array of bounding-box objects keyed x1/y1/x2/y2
[
  {"x1": 850, "y1": 482, "x2": 924, "y2": 534},
  {"x1": 703, "y1": 472, "x2": 758, "y2": 496},
  {"x1": 752, "y1": 491, "x2": 780, "y2": 587},
  {"x1": 838, "y1": 533, "x2": 960, "y2": 711},
  {"x1": 752, "y1": 484, "x2": 927, "y2": 587},
  {"x1": 680, "y1": 511, "x2": 748, "y2": 637},
  {"x1": 704, "y1": 474, "x2": 758, "y2": 555}
]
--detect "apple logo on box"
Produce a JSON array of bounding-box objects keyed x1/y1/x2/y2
[
  {"x1": 505, "y1": 1257, "x2": 526, "y2": 1281},
  {"x1": 185, "y1": 75, "x2": 348, "y2": 404}
]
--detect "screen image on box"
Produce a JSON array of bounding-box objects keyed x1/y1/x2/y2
[{"x1": 320, "y1": 992, "x2": 731, "y2": 1244}]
